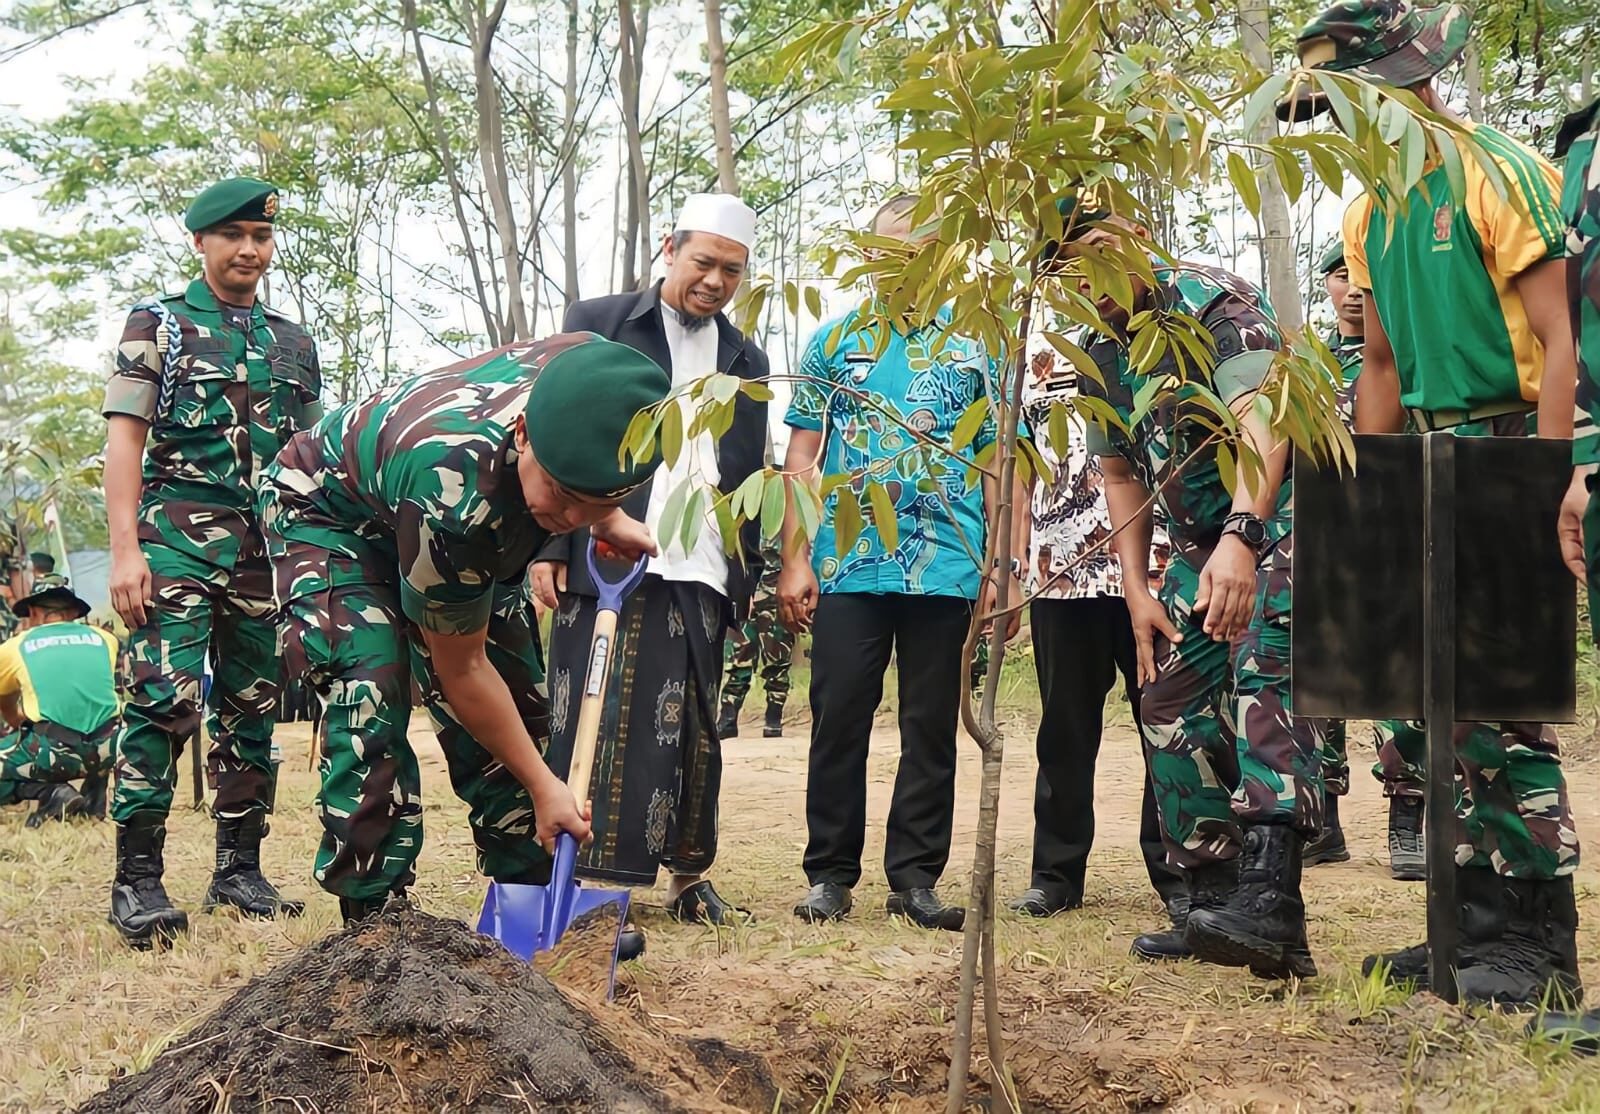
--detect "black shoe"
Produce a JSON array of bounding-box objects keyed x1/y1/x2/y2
[
  {"x1": 79, "y1": 771, "x2": 108, "y2": 821},
  {"x1": 1457, "y1": 876, "x2": 1584, "y2": 1008},
  {"x1": 1303, "y1": 795, "x2": 1350, "y2": 866},
  {"x1": 1361, "y1": 864, "x2": 1506, "y2": 987},
  {"x1": 202, "y1": 811, "x2": 305, "y2": 919},
  {"x1": 109, "y1": 813, "x2": 189, "y2": 949},
  {"x1": 1132, "y1": 892, "x2": 1193, "y2": 961},
  {"x1": 793, "y1": 882, "x2": 852, "y2": 923},
  {"x1": 27, "y1": 783, "x2": 87, "y2": 828},
  {"x1": 887, "y1": 887, "x2": 965, "y2": 932},
  {"x1": 1388, "y1": 796, "x2": 1426, "y2": 881},
  {"x1": 1528, "y1": 1010, "x2": 1600, "y2": 1055},
  {"x1": 617, "y1": 925, "x2": 646, "y2": 962},
  {"x1": 717, "y1": 701, "x2": 740, "y2": 740},
  {"x1": 1008, "y1": 885, "x2": 1082, "y2": 918},
  {"x1": 1186, "y1": 825, "x2": 1316, "y2": 979},
  {"x1": 763, "y1": 701, "x2": 784, "y2": 738},
  {"x1": 667, "y1": 879, "x2": 753, "y2": 926}
]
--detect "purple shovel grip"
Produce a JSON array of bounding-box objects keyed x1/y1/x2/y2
[{"x1": 586, "y1": 537, "x2": 648, "y2": 612}]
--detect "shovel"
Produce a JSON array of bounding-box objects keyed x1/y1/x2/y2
[{"x1": 478, "y1": 537, "x2": 648, "y2": 999}]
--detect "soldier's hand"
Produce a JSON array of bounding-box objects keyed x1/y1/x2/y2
[
  {"x1": 109, "y1": 546, "x2": 154, "y2": 629},
  {"x1": 1193, "y1": 535, "x2": 1256, "y2": 643},
  {"x1": 531, "y1": 777, "x2": 593, "y2": 852},
  {"x1": 531, "y1": 561, "x2": 567, "y2": 611},
  {"x1": 1126, "y1": 587, "x2": 1180, "y2": 687},
  {"x1": 591, "y1": 509, "x2": 658, "y2": 562},
  {"x1": 776, "y1": 562, "x2": 819, "y2": 632},
  {"x1": 1559, "y1": 469, "x2": 1592, "y2": 583}
]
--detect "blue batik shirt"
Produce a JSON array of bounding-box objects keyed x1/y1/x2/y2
[{"x1": 786, "y1": 305, "x2": 1002, "y2": 600}]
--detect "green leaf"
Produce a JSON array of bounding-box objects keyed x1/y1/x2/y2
[
  {"x1": 804, "y1": 285, "x2": 823, "y2": 321},
  {"x1": 735, "y1": 470, "x2": 765, "y2": 522},
  {"x1": 1316, "y1": 72, "x2": 1357, "y2": 138},
  {"x1": 835, "y1": 486, "x2": 865, "y2": 557},
  {"x1": 740, "y1": 380, "x2": 774, "y2": 403},
  {"x1": 1227, "y1": 151, "x2": 1261, "y2": 218},
  {"x1": 658, "y1": 481, "x2": 688, "y2": 556},
  {"x1": 680, "y1": 487, "x2": 705, "y2": 554},
  {"x1": 709, "y1": 373, "x2": 740, "y2": 404},
  {"x1": 1216, "y1": 441, "x2": 1236, "y2": 498},
  {"x1": 950, "y1": 396, "x2": 989, "y2": 453},
  {"x1": 659, "y1": 402, "x2": 684, "y2": 467},
  {"x1": 713, "y1": 495, "x2": 737, "y2": 553},
  {"x1": 1046, "y1": 401, "x2": 1070, "y2": 460},
  {"x1": 760, "y1": 471, "x2": 787, "y2": 540},
  {"x1": 1242, "y1": 73, "x2": 1289, "y2": 137},
  {"x1": 792, "y1": 476, "x2": 820, "y2": 541},
  {"x1": 865, "y1": 481, "x2": 898, "y2": 551}
]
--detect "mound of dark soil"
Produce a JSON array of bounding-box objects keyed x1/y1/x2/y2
[{"x1": 78, "y1": 907, "x2": 702, "y2": 1113}]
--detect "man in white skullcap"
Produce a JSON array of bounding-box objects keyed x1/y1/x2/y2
[{"x1": 534, "y1": 193, "x2": 770, "y2": 934}]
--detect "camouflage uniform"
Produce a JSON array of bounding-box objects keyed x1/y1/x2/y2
[
  {"x1": 721, "y1": 541, "x2": 794, "y2": 711},
  {"x1": 103, "y1": 278, "x2": 322, "y2": 825},
  {"x1": 1081, "y1": 264, "x2": 1324, "y2": 869},
  {"x1": 259, "y1": 337, "x2": 584, "y2": 900}
]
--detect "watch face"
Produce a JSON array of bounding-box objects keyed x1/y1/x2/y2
[{"x1": 1245, "y1": 519, "x2": 1267, "y2": 546}]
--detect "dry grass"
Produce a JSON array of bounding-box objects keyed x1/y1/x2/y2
[{"x1": 6, "y1": 710, "x2": 1600, "y2": 1112}]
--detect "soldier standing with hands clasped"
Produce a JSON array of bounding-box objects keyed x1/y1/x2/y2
[{"x1": 102, "y1": 178, "x2": 322, "y2": 948}]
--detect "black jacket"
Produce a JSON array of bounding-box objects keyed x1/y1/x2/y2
[{"x1": 538, "y1": 281, "x2": 770, "y2": 612}]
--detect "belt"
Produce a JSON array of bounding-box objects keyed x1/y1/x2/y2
[
  {"x1": 1407, "y1": 400, "x2": 1535, "y2": 433},
  {"x1": 26, "y1": 719, "x2": 116, "y2": 748}
]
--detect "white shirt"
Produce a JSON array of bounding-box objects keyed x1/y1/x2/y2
[{"x1": 645, "y1": 302, "x2": 729, "y2": 595}]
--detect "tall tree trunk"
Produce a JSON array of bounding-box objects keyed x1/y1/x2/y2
[
  {"x1": 618, "y1": 0, "x2": 647, "y2": 290},
  {"x1": 469, "y1": 0, "x2": 531, "y2": 342},
  {"x1": 705, "y1": 0, "x2": 738, "y2": 192},
  {"x1": 561, "y1": 0, "x2": 581, "y2": 306},
  {"x1": 1464, "y1": 39, "x2": 1484, "y2": 120},
  {"x1": 1238, "y1": 0, "x2": 1303, "y2": 331}
]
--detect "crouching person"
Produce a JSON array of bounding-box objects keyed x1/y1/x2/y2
[{"x1": 0, "y1": 576, "x2": 120, "y2": 827}]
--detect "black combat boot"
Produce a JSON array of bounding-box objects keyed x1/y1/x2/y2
[
  {"x1": 717, "y1": 698, "x2": 740, "y2": 740},
  {"x1": 1527, "y1": 1009, "x2": 1600, "y2": 1055},
  {"x1": 1186, "y1": 825, "x2": 1316, "y2": 979},
  {"x1": 763, "y1": 699, "x2": 785, "y2": 738},
  {"x1": 1456, "y1": 876, "x2": 1583, "y2": 1008},
  {"x1": 1131, "y1": 890, "x2": 1193, "y2": 961},
  {"x1": 109, "y1": 812, "x2": 189, "y2": 949},
  {"x1": 1387, "y1": 795, "x2": 1425, "y2": 881},
  {"x1": 26, "y1": 783, "x2": 87, "y2": 828},
  {"x1": 78, "y1": 769, "x2": 108, "y2": 820},
  {"x1": 1362, "y1": 864, "x2": 1505, "y2": 987},
  {"x1": 202, "y1": 810, "x2": 305, "y2": 919},
  {"x1": 1303, "y1": 794, "x2": 1350, "y2": 866}
]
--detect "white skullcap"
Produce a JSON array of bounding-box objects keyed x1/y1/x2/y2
[{"x1": 674, "y1": 193, "x2": 757, "y2": 251}]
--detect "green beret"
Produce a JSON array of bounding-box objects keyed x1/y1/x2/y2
[
  {"x1": 185, "y1": 177, "x2": 280, "y2": 233},
  {"x1": 1319, "y1": 241, "x2": 1346, "y2": 275},
  {"x1": 525, "y1": 336, "x2": 672, "y2": 498}
]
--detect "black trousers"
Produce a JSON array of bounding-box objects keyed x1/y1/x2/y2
[
  {"x1": 803, "y1": 592, "x2": 971, "y2": 891},
  {"x1": 1029, "y1": 596, "x2": 1182, "y2": 905}
]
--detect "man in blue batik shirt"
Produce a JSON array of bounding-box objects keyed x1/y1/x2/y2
[{"x1": 776, "y1": 193, "x2": 1021, "y2": 931}]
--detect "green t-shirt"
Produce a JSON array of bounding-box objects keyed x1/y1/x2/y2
[
  {"x1": 0, "y1": 621, "x2": 119, "y2": 735},
  {"x1": 1344, "y1": 124, "x2": 1566, "y2": 416}
]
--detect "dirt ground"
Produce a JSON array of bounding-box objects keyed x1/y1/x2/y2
[{"x1": 6, "y1": 700, "x2": 1600, "y2": 1112}]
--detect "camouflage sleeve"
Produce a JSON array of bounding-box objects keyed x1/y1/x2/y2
[
  {"x1": 1205, "y1": 296, "x2": 1283, "y2": 405},
  {"x1": 396, "y1": 507, "x2": 496, "y2": 636},
  {"x1": 1076, "y1": 348, "x2": 1129, "y2": 460},
  {"x1": 1563, "y1": 114, "x2": 1600, "y2": 465},
  {"x1": 301, "y1": 338, "x2": 326, "y2": 428},
  {"x1": 102, "y1": 309, "x2": 161, "y2": 422}
]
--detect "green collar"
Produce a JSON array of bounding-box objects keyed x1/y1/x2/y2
[{"x1": 183, "y1": 278, "x2": 264, "y2": 326}]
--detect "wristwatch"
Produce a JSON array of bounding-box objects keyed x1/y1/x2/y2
[{"x1": 1221, "y1": 511, "x2": 1269, "y2": 553}]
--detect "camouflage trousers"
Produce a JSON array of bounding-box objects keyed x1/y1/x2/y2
[
  {"x1": 110, "y1": 542, "x2": 279, "y2": 823},
  {"x1": 722, "y1": 589, "x2": 794, "y2": 710},
  {"x1": 274, "y1": 540, "x2": 552, "y2": 901},
  {"x1": 0, "y1": 722, "x2": 114, "y2": 806},
  {"x1": 1320, "y1": 719, "x2": 1426, "y2": 798},
  {"x1": 1141, "y1": 534, "x2": 1324, "y2": 869}
]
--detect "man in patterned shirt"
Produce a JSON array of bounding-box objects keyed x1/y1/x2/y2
[
  {"x1": 102, "y1": 178, "x2": 322, "y2": 947},
  {"x1": 1008, "y1": 314, "x2": 1182, "y2": 929},
  {"x1": 259, "y1": 334, "x2": 667, "y2": 925},
  {"x1": 779, "y1": 194, "x2": 1020, "y2": 931}
]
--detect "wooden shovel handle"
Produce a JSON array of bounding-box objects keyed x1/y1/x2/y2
[{"x1": 566, "y1": 607, "x2": 620, "y2": 805}]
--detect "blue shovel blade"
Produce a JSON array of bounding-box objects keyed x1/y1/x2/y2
[{"x1": 477, "y1": 833, "x2": 630, "y2": 998}]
